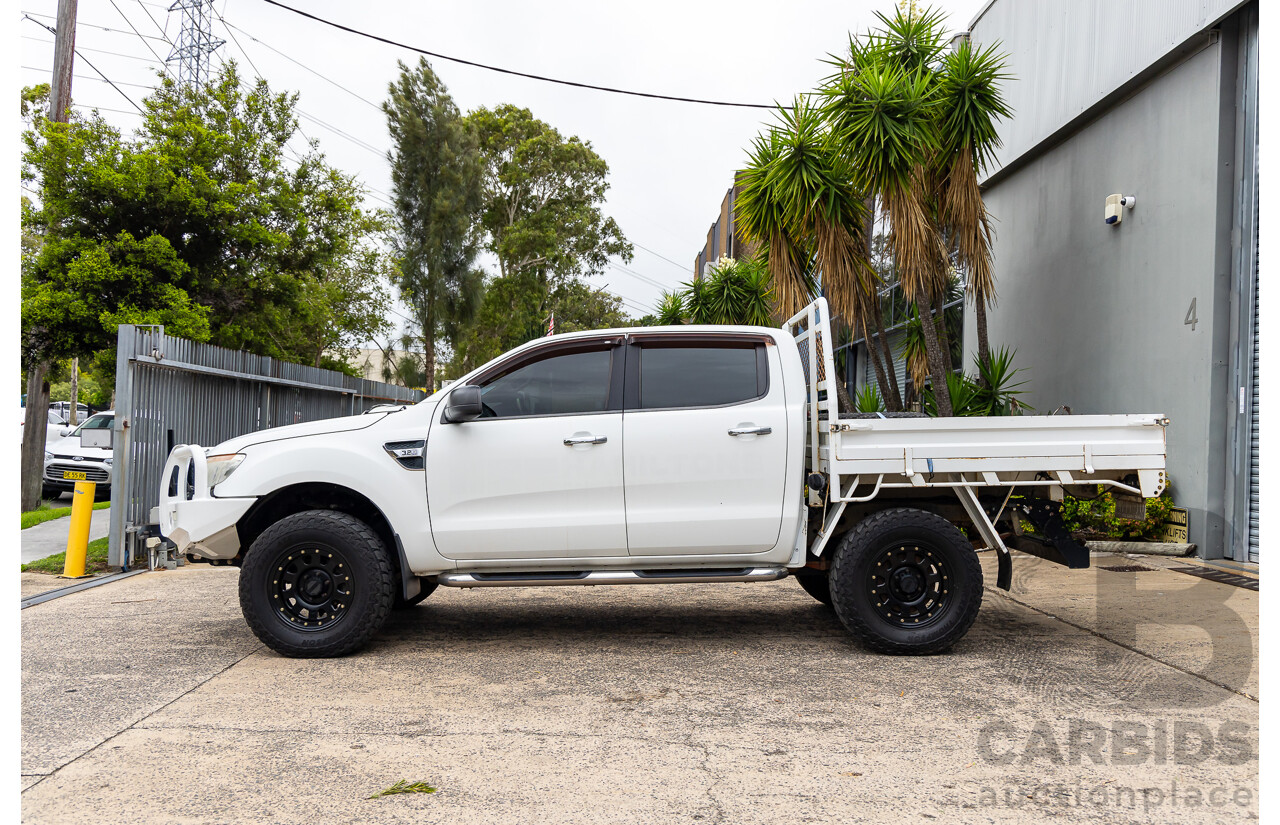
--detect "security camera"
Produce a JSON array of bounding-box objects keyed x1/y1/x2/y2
[{"x1": 1105, "y1": 194, "x2": 1137, "y2": 225}]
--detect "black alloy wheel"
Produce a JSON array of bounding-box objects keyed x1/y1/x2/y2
[
  {"x1": 828, "y1": 508, "x2": 983, "y2": 655},
  {"x1": 239, "y1": 509, "x2": 395, "y2": 658},
  {"x1": 269, "y1": 545, "x2": 355, "y2": 631},
  {"x1": 865, "y1": 543, "x2": 951, "y2": 628}
]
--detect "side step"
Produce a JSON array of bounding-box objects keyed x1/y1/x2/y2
[{"x1": 437, "y1": 567, "x2": 789, "y2": 588}]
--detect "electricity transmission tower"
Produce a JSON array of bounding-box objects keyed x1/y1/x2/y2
[{"x1": 166, "y1": 0, "x2": 224, "y2": 88}]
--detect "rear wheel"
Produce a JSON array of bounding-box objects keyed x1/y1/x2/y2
[
  {"x1": 828, "y1": 508, "x2": 983, "y2": 655},
  {"x1": 794, "y1": 571, "x2": 833, "y2": 608},
  {"x1": 239, "y1": 510, "x2": 395, "y2": 658}
]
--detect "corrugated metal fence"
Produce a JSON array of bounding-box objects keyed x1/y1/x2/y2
[{"x1": 107, "y1": 325, "x2": 426, "y2": 568}]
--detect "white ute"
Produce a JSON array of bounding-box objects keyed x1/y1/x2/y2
[{"x1": 159, "y1": 299, "x2": 1168, "y2": 658}]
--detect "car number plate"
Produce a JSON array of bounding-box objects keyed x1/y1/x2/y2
[{"x1": 62, "y1": 471, "x2": 87, "y2": 481}]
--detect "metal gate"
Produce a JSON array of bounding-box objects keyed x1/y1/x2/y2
[{"x1": 107, "y1": 325, "x2": 427, "y2": 568}]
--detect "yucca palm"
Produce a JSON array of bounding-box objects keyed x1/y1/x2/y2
[
  {"x1": 822, "y1": 25, "x2": 955, "y2": 415},
  {"x1": 655, "y1": 291, "x2": 685, "y2": 325},
  {"x1": 936, "y1": 37, "x2": 1012, "y2": 373},
  {"x1": 701, "y1": 256, "x2": 774, "y2": 326},
  {"x1": 765, "y1": 96, "x2": 902, "y2": 410},
  {"x1": 735, "y1": 131, "x2": 816, "y2": 321}
]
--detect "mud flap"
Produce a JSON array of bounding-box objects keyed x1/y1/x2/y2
[{"x1": 1010, "y1": 499, "x2": 1092, "y2": 569}]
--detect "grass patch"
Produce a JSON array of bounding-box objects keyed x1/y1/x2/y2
[
  {"x1": 21, "y1": 536, "x2": 111, "y2": 574},
  {"x1": 367, "y1": 780, "x2": 437, "y2": 800},
  {"x1": 21, "y1": 500, "x2": 110, "y2": 530}
]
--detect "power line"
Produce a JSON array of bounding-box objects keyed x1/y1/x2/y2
[
  {"x1": 607, "y1": 261, "x2": 671, "y2": 292},
  {"x1": 107, "y1": 0, "x2": 171, "y2": 76},
  {"x1": 21, "y1": 9, "x2": 169, "y2": 41},
  {"x1": 297, "y1": 110, "x2": 384, "y2": 157},
  {"x1": 133, "y1": 0, "x2": 171, "y2": 40},
  {"x1": 220, "y1": 18, "x2": 382, "y2": 112},
  {"x1": 73, "y1": 103, "x2": 145, "y2": 118},
  {"x1": 632, "y1": 241, "x2": 693, "y2": 273},
  {"x1": 22, "y1": 15, "x2": 145, "y2": 113},
  {"x1": 259, "y1": 0, "x2": 794, "y2": 111},
  {"x1": 22, "y1": 35, "x2": 167, "y2": 65},
  {"x1": 22, "y1": 65, "x2": 158, "y2": 90}
]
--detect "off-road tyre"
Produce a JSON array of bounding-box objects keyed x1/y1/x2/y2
[
  {"x1": 240, "y1": 509, "x2": 395, "y2": 658},
  {"x1": 794, "y1": 571, "x2": 834, "y2": 608},
  {"x1": 828, "y1": 508, "x2": 983, "y2": 655}
]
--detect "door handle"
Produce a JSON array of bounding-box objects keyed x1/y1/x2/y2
[
  {"x1": 728, "y1": 426, "x2": 772, "y2": 437},
  {"x1": 564, "y1": 434, "x2": 607, "y2": 446}
]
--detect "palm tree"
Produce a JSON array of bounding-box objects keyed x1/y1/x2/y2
[
  {"x1": 936, "y1": 37, "x2": 1012, "y2": 374},
  {"x1": 735, "y1": 131, "x2": 816, "y2": 321},
  {"x1": 822, "y1": 21, "x2": 955, "y2": 415},
  {"x1": 768, "y1": 97, "x2": 903, "y2": 410}
]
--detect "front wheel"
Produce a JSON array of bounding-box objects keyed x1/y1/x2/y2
[
  {"x1": 828, "y1": 508, "x2": 983, "y2": 655},
  {"x1": 239, "y1": 510, "x2": 395, "y2": 658}
]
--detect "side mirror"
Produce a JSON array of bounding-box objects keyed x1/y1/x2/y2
[
  {"x1": 443, "y1": 384, "x2": 483, "y2": 423},
  {"x1": 59, "y1": 428, "x2": 70, "y2": 437}
]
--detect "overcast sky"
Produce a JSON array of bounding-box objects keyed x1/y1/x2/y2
[{"x1": 19, "y1": 0, "x2": 988, "y2": 333}]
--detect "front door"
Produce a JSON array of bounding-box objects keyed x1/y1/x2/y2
[
  {"x1": 622, "y1": 337, "x2": 789, "y2": 555},
  {"x1": 426, "y1": 339, "x2": 627, "y2": 561}
]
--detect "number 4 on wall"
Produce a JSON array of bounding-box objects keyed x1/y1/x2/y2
[{"x1": 1185, "y1": 298, "x2": 1198, "y2": 331}]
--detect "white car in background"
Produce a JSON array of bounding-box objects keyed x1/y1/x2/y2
[
  {"x1": 20, "y1": 408, "x2": 72, "y2": 445},
  {"x1": 43, "y1": 411, "x2": 114, "y2": 500}
]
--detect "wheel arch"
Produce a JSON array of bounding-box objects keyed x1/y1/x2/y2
[{"x1": 235, "y1": 482, "x2": 418, "y2": 600}]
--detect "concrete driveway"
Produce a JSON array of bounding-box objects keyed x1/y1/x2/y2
[{"x1": 21, "y1": 552, "x2": 1258, "y2": 823}]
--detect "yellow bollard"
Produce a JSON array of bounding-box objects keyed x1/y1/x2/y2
[{"x1": 62, "y1": 481, "x2": 97, "y2": 578}]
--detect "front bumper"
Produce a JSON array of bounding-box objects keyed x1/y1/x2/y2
[
  {"x1": 44, "y1": 460, "x2": 111, "y2": 490},
  {"x1": 159, "y1": 445, "x2": 255, "y2": 559}
]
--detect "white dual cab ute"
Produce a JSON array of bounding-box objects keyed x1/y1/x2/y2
[{"x1": 160, "y1": 298, "x2": 1168, "y2": 658}]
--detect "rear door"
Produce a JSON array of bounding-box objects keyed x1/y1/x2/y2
[
  {"x1": 622, "y1": 335, "x2": 788, "y2": 556},
  {"x1": 426, "y1": 337, "x2": 628, "y2": 561}
]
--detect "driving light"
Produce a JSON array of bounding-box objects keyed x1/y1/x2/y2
[
  {"x1": 44, "y1": 451, "x2": 52, "y2": 463},
  {"x1": 206, "y1": 453, "x2": 246, "y2": 488}
]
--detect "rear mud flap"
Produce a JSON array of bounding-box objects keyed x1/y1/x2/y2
[{"x1": 1011, "y1": 500, "x2": 1091, "y2": 569}]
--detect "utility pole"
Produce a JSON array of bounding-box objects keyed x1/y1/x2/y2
[
  {"x1": 21, "y1": 0, "x2": 77, "y2": 511},
  {"x1": 48, "y1": 0, "x2": 77, "y2": 120}
]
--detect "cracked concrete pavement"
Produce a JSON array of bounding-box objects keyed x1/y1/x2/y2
[{"x1": 21, "y1": 551, "x2": 1258, "y2": 823}]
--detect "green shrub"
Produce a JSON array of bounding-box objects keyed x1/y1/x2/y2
[{"x1": 1060, "y1": 487, "x2": 1176, "y2": 541}]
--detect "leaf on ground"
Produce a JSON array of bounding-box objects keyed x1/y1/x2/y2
[
  {"x1": 839, "y1": 771, "x2": 863, "y2": 777},
  {"x1": 368, "y1": 780, "x2": 437, "y2": 799}
]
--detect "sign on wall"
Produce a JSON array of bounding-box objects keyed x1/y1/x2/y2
[{"x1": 1157, "y1": 507, "x2": 1189, "y2": 543}]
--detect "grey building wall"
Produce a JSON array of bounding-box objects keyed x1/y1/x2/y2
[{"x1": 965, "y1": 29, "x2": 1244, "y2": 556}]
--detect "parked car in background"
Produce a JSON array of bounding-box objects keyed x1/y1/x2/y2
[
  {"x1": 43, "y1": 411, "x2": 114, "y2": 500},
  {"x1": 20, "y1": 409, "x2": 70, "y2": 445},
  {"x1": 49, "y1": 401, "x2": 91, "y2": 422}
]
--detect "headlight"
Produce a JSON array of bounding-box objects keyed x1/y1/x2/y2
[
  {"x1": 44, "y1": 451, "x2": 52, "y2": 463},
  {"x1": 206, "y1": 453, "x2": 246, "y2": 488},
  {"x1": 103, "y1": 458, "x2": 113, "y2": 466}
]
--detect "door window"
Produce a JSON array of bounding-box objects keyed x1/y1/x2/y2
[
  {"x1": 637, "y1": 344, "x2": 764, "y2": 410},
  {"x1": 479, "y1": 348, "x2": 614, "y2": 418}
]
